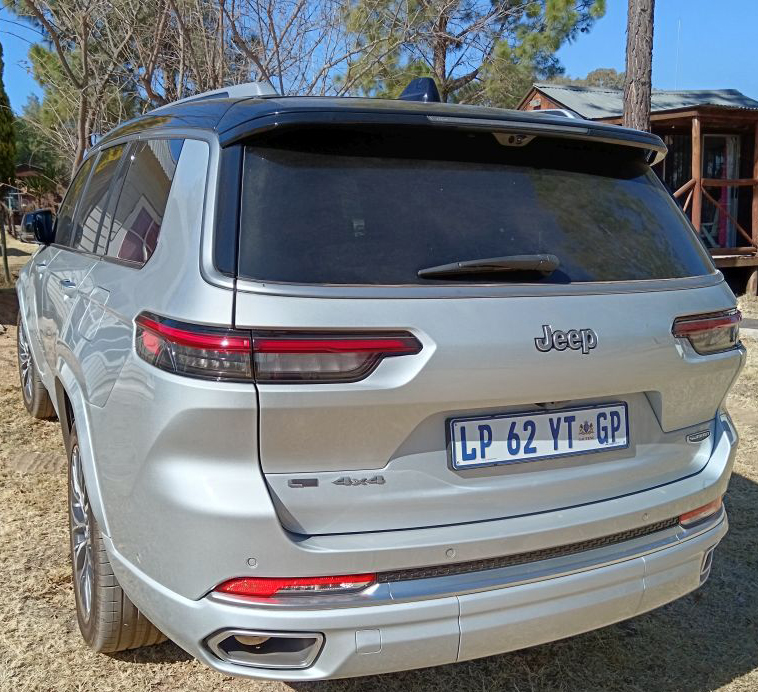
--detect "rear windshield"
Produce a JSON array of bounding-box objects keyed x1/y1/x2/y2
[{"x1": 237, "y1": 127, "x2": 713, "y2": 285}]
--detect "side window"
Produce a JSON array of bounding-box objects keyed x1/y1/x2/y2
[
  {"x1": 54, "y1": 156, "x2": 95, "y2": 247},
  {"x1": 104, "y1": 139, "x2": 184, "y2": 266},
  {"x1": 70, "y1": 144, "x2": 127, "y2": 254}
]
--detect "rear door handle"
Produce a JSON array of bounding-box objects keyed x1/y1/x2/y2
[
  {"x1": 59, "y1": 279, "x2": 77, "y2": 290},
  {"x1": 36, "y1": 262, "x2": 47, "y2": 271}
]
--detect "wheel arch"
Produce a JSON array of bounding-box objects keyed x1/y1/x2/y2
[{"x1": 55, "y1": 370, "x2": 111, "y2": 537}]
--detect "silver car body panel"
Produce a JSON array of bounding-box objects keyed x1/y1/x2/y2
[
  {"x1": 14, "y1": 97, "x2": 744, "y2": 680},
  {"x1": 103, "y1": 509, "x2": 726, "y2": 680},
  {"x1": 235, "y1": 284, "x2": 741, "y2": 534}
]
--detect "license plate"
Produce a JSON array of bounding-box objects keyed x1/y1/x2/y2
[{"x1": 449, "y1": 403, "x2": 629, "y2": 470}]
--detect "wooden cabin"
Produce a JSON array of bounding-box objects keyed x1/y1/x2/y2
[{"x1": 518, "y1": 84, "x2": 758, "y2": 294}]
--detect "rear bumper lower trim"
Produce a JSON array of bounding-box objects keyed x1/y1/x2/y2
[
  {"x1": 104, "y1": 510, "x2": 727, "y2": 681},
  {"x1": 209, "y1": 510, "x2": 722, "y2": 609}
]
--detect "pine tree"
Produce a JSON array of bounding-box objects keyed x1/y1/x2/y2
[
  {"x1": 342, "y1": 0, "x2": 606, "y2": 106},
  {"x1": 0, "y1": 42, "x2": 17, "y2": 283}
]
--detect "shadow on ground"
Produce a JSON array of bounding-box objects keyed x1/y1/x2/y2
[
  {"x1": 1, "y1": 245, "x2": 34, "y2": 258},
  {"x1": 0, "y1": 286, "x2": 19, "y2": 325},
  {"x1": 119, "y1": 471, "x2": 758, "y2": 692}
]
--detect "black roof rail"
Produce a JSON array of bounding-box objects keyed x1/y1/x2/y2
[{"x1": 151, "y1": 81, "x2": 278, "y2": 112}]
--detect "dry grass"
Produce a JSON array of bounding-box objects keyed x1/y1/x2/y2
[
  {"x1": 739, "y1": 294, "x2": 758, "y2": 321},
  {"x1": 1, "y1": 242, "x2": 757, "y2": 691}
]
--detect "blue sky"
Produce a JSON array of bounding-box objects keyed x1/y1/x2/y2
[
  {"x1": 557, "y1": 0, "x2": 758, "y2": 95},
  {"x1": 1, "y1": 1, "x2": 757, "y2": 114},
  {"x1": 1, "y1": 7, "x2": 42, "y2": 112}
]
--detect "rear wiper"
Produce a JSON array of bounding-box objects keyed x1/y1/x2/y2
[{"x1": 417, "y1": 254, "x2": 560, "y2": 279}]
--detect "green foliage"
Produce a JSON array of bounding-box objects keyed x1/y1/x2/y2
[
  {"x1": 15, "y1": 96, "x2": 68, "y2": 192},
  {"x1": 27, "y1": 42, "x2": 138, "y2": 161},
  {"x1": 343, "y1": 0, "x2": 606, "y2": 105},
  {"x1": 548, "y1": 66, "x2": 625, "y2": 89},
  {"x1": 0, "y1": 40, "x2": 13, "y2": 282},
  {"x1": 0, "y1": 42, "x2": 16, "y2": 185}
]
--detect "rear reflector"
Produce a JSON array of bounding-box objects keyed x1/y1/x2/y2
[
  {"x1": 251, "y1": 331, "x2": 422, "y2": 383},
  {"x1": 216, "y1": 574, "x2": 376, "y2": 598},
  {"x1": 679, "y1": 497, "x2": 723, "y2": 527},
  {"x1": 672, "y1": 309, "x2": 741, "y2": 355},
  {"x1": 135, "y1": 313, "x2": 253, "y2": 381}
]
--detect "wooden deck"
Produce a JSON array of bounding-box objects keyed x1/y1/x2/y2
[{"x1": 712, "y1": 248, "x2": 758, "y2": 294}]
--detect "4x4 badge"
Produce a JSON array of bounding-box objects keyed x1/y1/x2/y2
[
  {"x1": 333, "y1": 476, "x2": 386, "y2": 487},
  {"x1": 535, "y1": 325, "x2": 598, "y2": 354}
]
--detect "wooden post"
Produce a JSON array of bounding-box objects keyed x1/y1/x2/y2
[
  {"x1": 748, "y1": 269, "x2": 758, "y2": 296},
  {"x1": 691, "y1": 116, "x2": 702, "y2": 233}
]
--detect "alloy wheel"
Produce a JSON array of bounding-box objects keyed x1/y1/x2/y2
[
  {"x1": 17, "y1": 322, "x2": 33, "y2": 403},
  {"x1": 70, "y1": 445, "x2": 94, "y2": 622}
]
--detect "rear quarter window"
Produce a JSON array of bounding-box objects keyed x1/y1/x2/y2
[
  {"x1": 236, "y1": 127, "x2": 713, "y2": 285},
  {"x1": 104, "y1": 139, "x2": 184, "y2": 266}
]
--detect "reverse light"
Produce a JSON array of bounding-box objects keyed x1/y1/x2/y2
[
  {"x1": 672, "y1": 309, "x2": 741, "y2": 355},
  {"x1": 252, "y1": 331, "x2": 422, "y2": 383},
  {"x1": 215, "y1": 574, "x2": 376, "y2": 598},
  {"x1": 135, "y1": 313, "x2": 253, "y2": 381},
  {"x1": 679, "y1": 497, "x2": 723, "y2": 527}
]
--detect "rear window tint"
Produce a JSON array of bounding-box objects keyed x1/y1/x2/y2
[
  {"x1": 55, "y1": 156, "x2": 95, "y2": 247},
  {"x1": 237, "y1": 128, "x2": 713, "y2": 285}
]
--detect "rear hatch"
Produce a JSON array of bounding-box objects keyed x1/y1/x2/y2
[{"x1": 232, "y1": 122, "x2": 743, "y2": 535}]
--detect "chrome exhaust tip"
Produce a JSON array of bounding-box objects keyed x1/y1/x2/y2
[
  {"x1": 700, "y1": 546, "x2": 716, "y2": 584},
  {"x1": 206, "y1": 629, "x2": 323, "y2": 669}
]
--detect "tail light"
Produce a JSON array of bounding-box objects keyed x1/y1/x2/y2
[
  {"x1": 672, "y1": 309, "x2": 741, "y2": 355},
  {"x1": 215, "y1": 574, "x2": 376, "y2": 598},
  {"x1": 135, "y1": 313, "x2": 253, "y2": 381},
  {"x1": 252, "y1": 332, "x2": 422, "y2": 383},
  {"x1": 679, "y1": 497, "x2": 723, "y2": 527},
  {"x1": 135, "y1": 313, "x2": 421, "y2": 383}
]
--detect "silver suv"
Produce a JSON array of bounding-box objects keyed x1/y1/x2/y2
[{"x1": 15, "y1": 81, "x2": 744, "y2": 681}]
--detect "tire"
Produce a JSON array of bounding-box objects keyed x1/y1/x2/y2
[
  {"x1": 68, "y1": 425, "x2": 165, "y2": 652},
  {"x1": 16, "y1": 313, "x2": 56, "y2": 420}
]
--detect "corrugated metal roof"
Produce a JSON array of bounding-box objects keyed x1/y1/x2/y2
[{"x1": 532, "y1": 84, "x2": 758, "y2": 120}]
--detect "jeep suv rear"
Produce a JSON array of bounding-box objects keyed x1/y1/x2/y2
[{"x1": 15, "y1": 83, "x2": 743, "y2": 681}]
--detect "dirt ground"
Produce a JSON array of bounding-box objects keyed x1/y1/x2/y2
[{"x1": 1, "y1": 237, "x2": 757, "y2": 692}]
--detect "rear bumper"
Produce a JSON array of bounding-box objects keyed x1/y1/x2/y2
[{"x1": 105, "y1": 509, "x2": 727, "y2": 681}]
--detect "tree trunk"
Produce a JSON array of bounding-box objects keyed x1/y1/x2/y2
[
  {"x1": 72, "y1": 91, "x2": 89, "y2": 178},
  {"x1": 0, "y1": 207, "x2": 10, "y2": 284},
  {"x1": 623, "y1": 0, "x2": 655, "y2": 131}
]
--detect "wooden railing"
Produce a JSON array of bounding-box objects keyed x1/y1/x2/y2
[{"x1": 672, "y1": 176, "x2": 757, "y2": 249}]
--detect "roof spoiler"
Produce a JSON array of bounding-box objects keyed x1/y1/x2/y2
[{"x1": 425, "y1": 115, "x2": 667, "y2": 165}]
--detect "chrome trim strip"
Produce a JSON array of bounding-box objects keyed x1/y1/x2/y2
[
  {"x1": 232, "y1": 272, "x2": 724, "y2": 300},
  {"x1": 205, "y1": 628, "x2": 324, "y2": 670},
  {"x1": 209, "y1": 509, "x2": 725, "y2": 610}
]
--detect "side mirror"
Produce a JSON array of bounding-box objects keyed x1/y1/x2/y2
[{"x1": 30, "y1": 209, "x2": 55, "y2": 245}]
